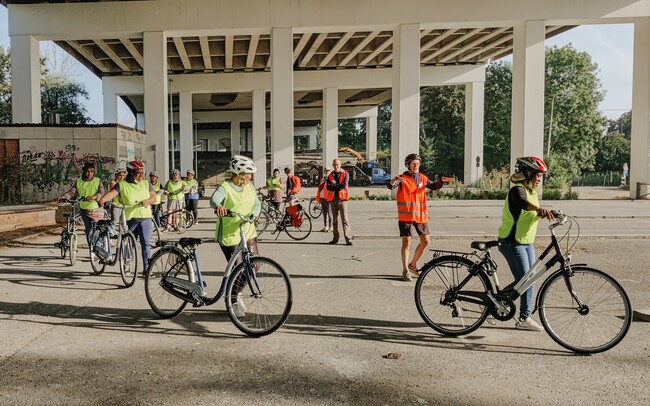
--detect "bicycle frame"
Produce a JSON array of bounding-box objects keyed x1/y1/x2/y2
[
  {"x1": 162, "y1": 213, "x2": 260, "y2": 306},
  {"x1": 436, "y1": 214, "x2": 584, "y2": 316},
  {"x1": 93, "y1": 203, "x2": 138, "y2": 265}
]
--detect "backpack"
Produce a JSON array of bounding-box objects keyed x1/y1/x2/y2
[
  {"x1": 286, "y1": 204, "x2": 304, "y2": 227},
  {"x1": 292, "y1": 175, "x2": 302, "y2": 193}
]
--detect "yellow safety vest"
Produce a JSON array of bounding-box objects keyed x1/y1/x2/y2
[
  {"x1": 215, "y1": 181, "x2": 257, "y2": 246},
  {"x1": 118, "y1": 180, "x2": 152, "y2": 221},
  {"x1": 498, "y1": 185, "x2": 540, "y2": 244},
  {"x1": 166, "y1": 180, "x2": 185, "y2": 201},
  {"x1": 76, "y1": 177, "x2": 100, "y2": 210}
]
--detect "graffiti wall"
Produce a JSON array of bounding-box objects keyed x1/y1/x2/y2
[
  {"x1": 19, "y1": 144, "x2": 122, "y2": 202},
  {"x1": 0, "y1": 124, "x2": 147, "y2": 204}
]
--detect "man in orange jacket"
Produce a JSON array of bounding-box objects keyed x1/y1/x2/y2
[
  {"x1": 388, "y1": 153, "x2": 450, "y2": 281},
  {"x1": 324, "y1": 159, "x2": 353, "y2": 246}
]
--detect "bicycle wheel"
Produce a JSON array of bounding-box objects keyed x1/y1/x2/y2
[
  {"x1": 283, "y1": 211, "x2": 312, "y2": 240},
  {"x1": 176, "y1": 210, "x2": 193, "y2": 234},
  {"x1": 225, "y1": 256, "x2": 292, "y2": 337},
  {"x1": 68, "y1": 232, "x2": 78, "y2": 266},
  {"x1": 119, "y1": 232, "x2": 138, "y2": 287},
  {"x1": 538, "y1": 267, "x2": 632, "y2": 354},
  {"x1": 415, "y1": 256, "x2": 490, "y2": 335},
  {"x1": 89, "y1": 230, "x2": 108, "y2": 275},
  {"x1": 308, "y1": 198, "x2": 323, "y2": 219},
  {"x1": 59, "y1": 230, "x2": 67, "y2": 259},
  {"x1": 145, "y1": 246, "x2": 190, "y2": 318},
  {"x1": 255, "y1": 210, "x2": 271, "y2": 236}
]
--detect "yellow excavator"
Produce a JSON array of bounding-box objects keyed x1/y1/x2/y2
[
  {"x1": 337, "y1": 147, "x2": 365, "y2": 166},
  {"x1": 337, "y1": 146, "x2": 390, "y2": 185}
]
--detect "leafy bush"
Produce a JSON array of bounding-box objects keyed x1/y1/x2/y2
[
  {"x1": 562, "y1": 191, "x2": 579, "y2": 200},
  {"x1": 542, "y1": 188, "x2": 562, "y2": 200}
]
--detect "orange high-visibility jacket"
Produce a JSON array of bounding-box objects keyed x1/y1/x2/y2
[
  {"x1": 323, "y1": 170, "x2": 349, "y2": 202},
  {"x1": 396, "y1": 172, "x2": 429, "y2": 223}
]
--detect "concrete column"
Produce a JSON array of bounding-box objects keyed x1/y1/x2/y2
[
  {"x1": 252, "y1": 89, "x2": 267, "y2": 188},
  {"x1": 510, "y1": 21, "x2": 546, "y2": 172},
  {"x1": 10, "y1": 35, "x2": 40, "y2": 123},
  {"x1": 271, "y1": 27, "x2": 294, "y2": 171},
  {"x1": 322, "y1": 87, "x2": 339, "y2": 169},
  {"x1": 231, "y1": 120, "x2": 241, "y2": 156},
  {"x1": 309, "y1": 131, "x2": 317, "y2": 150},
  {"x1": 143, "y1": 31, "x2": 169, "y2": 176},
  {"x1": 464, "y1": 81, "x2": 485, "y2": 185},
  {"x1": 102, "y1": 83, "x2": 118, "y2": 124},
  {"x1": 366, "y1": 115, "x2": 378, "y2": 162},
  {"x1": 390, "y1": 23, "x2": 421, "y2": 178},
  {"x1": 631, "y1": 18, "x2": 650, "y2": 199},
  {"x1": 179, "y1": 91, "x2": 193, "y2": 173}
]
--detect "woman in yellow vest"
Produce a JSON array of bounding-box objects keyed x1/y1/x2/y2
[
  {"x1": 100, "y1": 161, "x2": 156, "y2": 272},
  {"x1": 57, "y1": 161, "x2": 105, "y2": 247},
  {"x1": 108, "y1": 167, "x2": 127, "y2": 231},
  {"x1": 497, "y1": 156, "x2": 554, "y2": 331},
  {"x1": 149, "y1": 171, "x2": 164, "y2": 226},
  {"x1": 184, "y1": 169, "x2": 200, "y2": 225},
  {"x1": 265, "y1": 168, "x2": 283, "y2": 211},
  {"x1": 164, "y1": 169, "x2": 186, "y2": 231},
  {"x1": 210, "y1": 155, "x2": 261, "y2": 318}
]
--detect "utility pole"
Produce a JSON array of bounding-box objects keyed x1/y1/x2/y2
[{"x1": 547, "y1": 96, "x2": 555, "y2": 158}]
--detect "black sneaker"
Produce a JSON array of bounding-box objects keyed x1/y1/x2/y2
[{"x1": 328, "y1": 240, "x2": 338, "y2": 244}]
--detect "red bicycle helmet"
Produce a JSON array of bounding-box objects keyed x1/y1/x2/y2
[
  {"x1": 516, "y1": 156, "x2": 548, "y2": 180},
  {"x1": 126, "y1": 160, "x2": 145, "y2": 174}
]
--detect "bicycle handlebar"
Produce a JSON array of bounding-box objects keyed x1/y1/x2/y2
[
  {"x1": 224, "y1": 210, "x2": 256, "y2": 223},
  {"x1": 107, "y1": 201, "x2": 143, "y2": 209}
]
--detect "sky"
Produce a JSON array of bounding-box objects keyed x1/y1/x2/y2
[{"x1": 0, "y1": 7, "x2": 634, "y2": 123}]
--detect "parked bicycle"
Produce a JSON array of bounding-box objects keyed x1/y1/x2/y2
[
  {"x1": 145, "y1": 211, "x2": 292, "y2": 337},
  {"x1": 87, "y1": 202, "x2": 139, "y2": 287},
  {"x1": 159, "y1": 207, "x2": 194, "y2": 233},
  {"x1": 414, "y1": 210, "x2": 632, "y2": 354},
  {"x1": 54, "y1": 197, "x2": 82, "y2": 266},
  {"x1": 256, "y1": 198, "x2": 312, "y2": 240},
  {"x1": 308, "y1": 197, "x2": 322, "y2": 219}
]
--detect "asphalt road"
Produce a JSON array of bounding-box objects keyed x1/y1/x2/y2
[{"x1": 0, "y1": 199, "x2": 648, "y2": 405}]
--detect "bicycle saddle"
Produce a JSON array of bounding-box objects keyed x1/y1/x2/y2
[
  {"x1": 97, "y1": 219, "x2": 112, "y2": 226},
  {"x1": 179, "y1": 237, "x2": 202, "y2": 247},
  {"x1": 471, "y1": 240, "x2": 499, "y2": 251}
]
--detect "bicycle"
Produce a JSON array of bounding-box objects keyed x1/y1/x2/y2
[
  {"x1": 144, "y1": 211, "x2": 292, "y2": 337},
  {"x1": 308, "y1": 197, "x2": 322, "y2": 219},
  {"x1": 256, "y1": 198, "x2": 312, "y2": 240},
  {"x1": 159, "y1": 207, "x2": 194, "y2": 233},
  {"x1": 87, "y1": 202, "x2": 140, "y2": 287},
  {"x1": 414, "y1": 211, "x2": 632, "y2": 354},
  {"x1": 54, "y1": 197, "x2": 82, "y2": 266}
]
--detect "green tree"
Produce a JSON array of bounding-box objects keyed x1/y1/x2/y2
[
  {"x1": 41, "y1": 74, "x2": 90, "y2": 124},
  {"x1": 544, "y1": 45, "x2": 606, "y2": 182},
  {"x1": 338, "y1": 118, "x2": 365, "y2": 152},
  {"x1": 0, "y1": 47, "x2": 11, "y2": 123},
  {"x1": 593, "y1": 132, "x2": 630, "y2": 172},
  {"x1": 420, "y1": 85, "x2": 465, "y2": 178},
  {"x1": 483, "y1": 61, "x2": 512, "y2": 171},
  {"x1": 606, "y1": 110, "x2": 631, "y2": 139}
]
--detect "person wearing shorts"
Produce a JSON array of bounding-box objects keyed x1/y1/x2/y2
[{"x1": 388, "y1": 153, "x2": 448, "y2": 281}]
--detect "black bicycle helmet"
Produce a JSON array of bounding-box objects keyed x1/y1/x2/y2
[
  {"x1": 404, "y1": 153, "x2": 421, "y2": 165},
  {"x1": 82, "y1": 161, "x2": 96, "y2": 171}
]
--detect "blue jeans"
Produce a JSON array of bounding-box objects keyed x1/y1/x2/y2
[
  {"x1": 128, "y1": 218, "x2": 152, "y2": 272},
  {"x1": 498, "y1": 239, "x2": 535, "y2": 319},
  {"x1": 80, "y1": 209, "x2": 94, "y2": 247}
]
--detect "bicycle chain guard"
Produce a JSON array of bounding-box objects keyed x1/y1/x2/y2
[{"x1": 488, "y1": 295, "x2": 516, "y2": 321}]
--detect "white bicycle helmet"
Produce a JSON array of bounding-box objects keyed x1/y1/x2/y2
[
  {"x1": 149, "y1": 171, "x2": 159, "y2": 177},
  {"x1": 186, "y1": 169, "x2": 195, "y2": 176},
  {"x1": 170, "y1": 169, "x2": 181, "y2": 176},
  {"x1": 229, "y1": 155, "x2": 257, "y2": 174}
]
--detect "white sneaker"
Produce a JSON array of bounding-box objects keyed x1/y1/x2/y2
[
  {"x1": 516, "y1": 317, "x2": 544, "y2": 332},
  {"x1": 232, "y1": 297, "x2": 246, "y2": 318}
]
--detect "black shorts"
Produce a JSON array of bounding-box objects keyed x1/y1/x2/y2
[{"x1": 398, "y1": 221, "x2": 429, "y2": 237}]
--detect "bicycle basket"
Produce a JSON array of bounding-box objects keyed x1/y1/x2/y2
[{"x1": 86, "y1": 208, "x2": 106, "y2": 222}]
